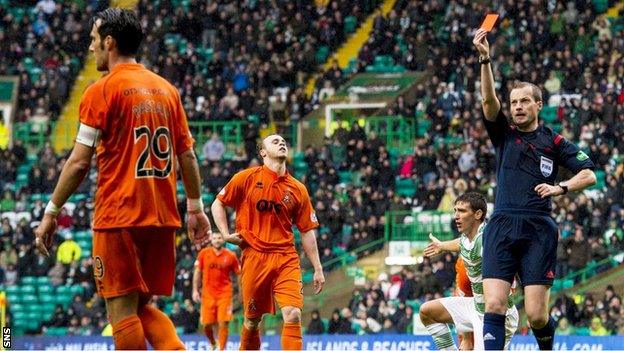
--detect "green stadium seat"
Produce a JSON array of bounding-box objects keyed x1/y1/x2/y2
[
  {"x1": 74, "y1": 231, "x2": 91, "y2": 240},
  {"x1": 39, "y1": 293, "x2": 55, "y2": 304},
  {"x1": 5, "y1": 285, "x2": 19, "y2": 295},
  {"x1": 338, "y1": 171, "x2": 353, "y2": 184},
  {"x1": 26, "y1": 305, "x2": 42, "y2": 316},
  {"x1": 36, "y1": 276, "x2": 50, "y2": 286},
  {"x1": 13, "y1": 318, "x2": 29, "y2": 329},
  {"x1": 406, "y1": 299, "x2": 422, "y2": 312},
  {"x1": 41, "y1": 303, "x2": 56, "y2": 320},
  {"x1": 56, "y1": 285, "x2": 71, "y2": 295},
  {"x1": 21, "y1": 276, "x2": 36, "y2": 286},
  {"x1": 302, "y1": 271, "x2": 313, "y2": 284},
  {"x1": 562, "y1": 279, "x2": 574, "y2": 289},
  {"x1": 540, "y1": 106, "x2": 557, "y2": 123},
  {"x1": 46, "y1": 327, "x2": 69, "y2": 336},
  {"x1": 315, "y1": 46, "x2": 329, "y2": 64},
  {"x1": 21, "y1": 294, "x2": 38, "y2": 304},
  {"x1": 20, "y1": 285, "x2": 36, "y2": 295},
  {"x1": 77, "y1": 239, "x2": 92, "y2": 250},
  {"x1": 70, "y1": 285, "x2": 84, "y2": 296},
  {"x1": 10, "y1": 303, "x2": 25, "y2": 313},
  {"x1": 55, "y1": 294, "x2": 73, "y2": 307},
  {"x1": 576, "y1": 327, "x2": 590, "y2": 336},
  {"x1": 344, "y1": 16, "x2": 357, "y2": 34},
  {"x1": 81, "y1": 249, "x2": 91, "y2": 258},
  {"x1": 202, "y1": 192, "x2": 215, "y2": 206},
  {"x1": 38, "y1": 285, "x2": 54, "y2": 294}
]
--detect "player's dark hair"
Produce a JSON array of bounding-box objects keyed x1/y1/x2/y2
[
  {"x1": 511, "y1": 81, "x2": 543, "y2": 102},
  {"x1": 93, "y1": 8, "x2": 143, "y2": 56},
  {"x1": 455, "y1": 192, "x2": 487, "y2": 221}
]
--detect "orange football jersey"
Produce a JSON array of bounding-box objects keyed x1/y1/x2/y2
[
  {"x1": 217, "y1": 166, "x2": 319, "y2": 253},
  {"x1": 79, "y1": 63, "x2": 194, "y2": 229},
  {"x1": 196, "y1": 247, "x2": 240, "y2": 298}
]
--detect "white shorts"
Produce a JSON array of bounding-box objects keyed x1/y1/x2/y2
[{"x1": 439, "y1": 297, "x2": 519, "y2": 350}]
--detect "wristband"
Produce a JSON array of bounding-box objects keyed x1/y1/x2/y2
[
  {"x1": 44, "y1": 201, "x2": 61, "y2": 216},
  {"x1": 187, "y1": 198, "x2": 204, "y2": 213},
  {"x1": 558, "y1": 184, "x2": 568, "y2": 195},
  {"x1": 479, "y1": 55, "x2": 491, "y2": 65}
]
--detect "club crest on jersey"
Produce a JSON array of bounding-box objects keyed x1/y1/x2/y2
[
  {"x1": 540, "y1": 156, "x2": 553, "y2": 177},
  {"x1": 282, "y1": 190, "x2": 291, "y2": 203}
]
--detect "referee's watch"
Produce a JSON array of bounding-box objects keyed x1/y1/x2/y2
[
  {"x1": 558, "y1": 183, "x2": 569, "y2": 195},
  {"x1": 478, "y1": 55, "x2": 491, "y2": 65}
]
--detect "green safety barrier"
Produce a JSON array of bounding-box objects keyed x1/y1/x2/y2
[
  {"x1": 385, "y1": 210, "x2": 455, "y2": 242},
  {"x1": 13, "y1": 120, "x2": 246, "y2": 155}
]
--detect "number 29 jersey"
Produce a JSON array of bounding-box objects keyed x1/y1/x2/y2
[{"x1": 79, "y1": 63, "x2": 195, "y2": 230}]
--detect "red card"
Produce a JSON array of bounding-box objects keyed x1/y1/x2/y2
[{"x1": 480, "y1": 14, "x2": 499, "y2": 32}]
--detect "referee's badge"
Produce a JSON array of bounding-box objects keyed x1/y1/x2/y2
[{"x1": 540, "y1": 156, "x2": 554, "y2": 177}]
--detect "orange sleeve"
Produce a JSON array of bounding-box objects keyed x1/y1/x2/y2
[
  {"x1": 217, "y1": 170, "x2": 249, "y2": 208},
  {"x1": 294, "y1": 183, "x2": 319, "y2": 232},
  {"x1": 171, "y1": 87, "x2": 194, "y2": 155},
  {"x1": 79, "y1": 82, "x2": 108, "y2": 131}
]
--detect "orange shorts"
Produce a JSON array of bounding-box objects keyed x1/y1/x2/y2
[
  {"x1": 201, "y1": 295, "x2": 233, "y2": 325},
  {"x1": 92, "y1": 227, "x2": 176, "y2": 298},
  {"x1": 240, "y1": 249, "x2": 303, "y2": 319}
]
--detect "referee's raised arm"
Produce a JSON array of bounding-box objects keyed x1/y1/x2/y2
[{"x1": 473, "y1": 28, "x2": 500, "y2": 121}]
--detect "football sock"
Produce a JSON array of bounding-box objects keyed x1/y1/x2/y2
[
  {"x1": 239, "y1": 325, "x2": 261, "y2": 350},
  {"x1": 112, "y1": 315, "x2": 147, "y2": 350},
  {"x1": 531, "y1": 316, "x2": 556, "y2": 350},
  {"x1": 137, "y1": 305, "x2": 185, "y2": 350},
  {"x1": 426, "y1": 322, "x2": 457, "y2": 350},
  {"x1": 218, "y1": 325, "x2": 229, "y2": 350},
  {"x1": 281, "y1": 322, "x2": 303, "y2": 350},
  {"x1": 483, "y1": 312, "x2": 506, "y2": 350}
]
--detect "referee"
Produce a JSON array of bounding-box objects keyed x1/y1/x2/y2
[{"x1": 473, "y1": 28, "x2": 597, "y2": 350}]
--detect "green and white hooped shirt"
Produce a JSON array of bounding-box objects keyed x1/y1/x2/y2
[{"x1": 459, "y1": 222, "x2": 515, "y2": 315}]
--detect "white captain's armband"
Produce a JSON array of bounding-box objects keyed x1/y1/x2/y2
[{"x1": 75, "y1": 123, "x2": 101, "y2": 147}]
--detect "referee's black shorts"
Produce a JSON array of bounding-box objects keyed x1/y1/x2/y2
[{"x1": 482, "y1": 210, "x2": 558, "y2": 287}]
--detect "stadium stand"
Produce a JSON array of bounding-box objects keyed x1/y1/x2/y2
[{"x1": 0, "y1": 0, "x2": 622, "y2": 339}]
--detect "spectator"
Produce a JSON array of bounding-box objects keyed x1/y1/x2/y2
[
  {"x1": 556, "y1": 317, "x2": 575, "y2": 335},
  {"x1": 202, "y1": 133, "x2": 226, "y2": 162},
  {"x1": 47, "y1": 261, "x2": 65, "y2": 286},
  {"x1": 56, "y1": 232, "x2": 81, "y2": 265},
  {"x1": 327, "y1": 308, "x2": 353, "y2": 334},
  {"x1": 307, "y1": 309, "x2": 325, "y2": 335},
  {"x1": 589, "y1": 316, "x2": 609, "y2": 336},
  {"x1": 4, "y1": 264, "x2": 17, "y2": 286}
]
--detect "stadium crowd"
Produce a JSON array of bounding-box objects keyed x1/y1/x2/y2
[{"x1": 0, "y1": 0, "x2": 622, "y2": 337}]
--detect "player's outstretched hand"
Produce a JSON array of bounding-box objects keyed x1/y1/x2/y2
[
  {"x1": 472, "y1": 28, "x2": 490, "y2": 57},
  {"x1": 313, "y1": 269, "x2": 325, "y2": 295},
  {"x1": 224, "y1": 233, "x2": 243, "y2": 246},
  {"x1": 423, "y1": 233, "x2": 442, "y2": 257},
  {"x1": 187, "y1": 210, "x2": 211, "y2": 250},
  {"x1": 34, "y1": 214, "x2": 57, "y2": 257},
  {"x1": 534, "y1": 183, "x2": 563, "y2": 198}
]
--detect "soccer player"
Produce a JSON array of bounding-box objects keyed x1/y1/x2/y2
[
  {"x1": 193, "y1": 232, "x2": 240, "y2": 350},
  {"x1": 473, "y1": 28, "x2": 596, "y2": 350},
  {"x1": 33, "y1": 8, "x2": 210, "y2": 349},
  {"x1": 420, "y1": 192, "x2": 519, "y2": 350},
  {"x1": 211, "y1": 134, "x2": 325, "y2": 351}
]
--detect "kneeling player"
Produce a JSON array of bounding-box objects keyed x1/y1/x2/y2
[{"x1": 420, "y1": 192, "x2": 518, "y2": 350}]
